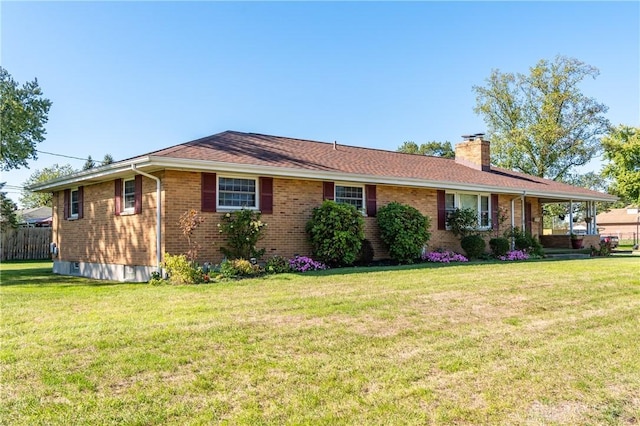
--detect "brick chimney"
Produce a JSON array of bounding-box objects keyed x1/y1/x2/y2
[{"x1": 455, "y1": 133, "x2": 491, "y2": 171}]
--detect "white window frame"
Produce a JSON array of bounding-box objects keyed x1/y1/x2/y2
[
  {"x1": 216, "y1": 175, "x2": 259, "y2": 211},
  {"x1": 123, "y1": 178, "x2": 136, "y2": 214},
  {"x1": 69, "y1": 188, "x2": 80, "y2": 219},
  {"x1": 335, "y1": 183, "x2": 366, "y2": 214},
  {"x1": 445, "y1": 191, "x2": 492, "y2": 230}
]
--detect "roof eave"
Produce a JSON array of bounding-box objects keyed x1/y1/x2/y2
[
  {"x1": 27, "y1": 155, "x2": 617, "y2": 203},
  {"x1": 27, "y1": 157, "x2": 151, "y2": 192}
]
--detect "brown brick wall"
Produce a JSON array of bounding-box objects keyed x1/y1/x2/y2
[
  {"x1": 53, "y1": 169, "x2": 535, "y2": 267},
  {"x1": 53, "y1": 173, "x2": 161, "y2": 267},
  {"x1": 454, "y1": 139, "x2": 491, "y2": 171}
]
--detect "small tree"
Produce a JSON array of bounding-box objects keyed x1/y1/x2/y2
[
  {"x1": 82, "y1": 155, "x2": 95, "y2": 170},
  {"x1": 305, "y1": 200, "x2": 364, "y2": 266},
  {"x1": 102, "y1": 154, "x2": 114, "y2": 165},
  {"x1": 178, "y1": 209, "x2": 205, "y2": 262},
  {"x1": 218, "y1": 209, "x2": 267, "y2": 260},
  {"x1": 377, "y1": 202, "x2": 431, "y2": 264}
]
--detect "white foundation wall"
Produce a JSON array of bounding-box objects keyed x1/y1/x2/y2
[{"x1": 53, "y1": 260, "x2": 155, "y2": 282}]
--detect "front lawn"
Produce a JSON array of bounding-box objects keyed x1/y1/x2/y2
[{"x1": 1, "y1": 259, "x2": 639, "y2": 424}]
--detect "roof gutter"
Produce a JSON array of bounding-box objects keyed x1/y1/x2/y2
[{"x1": 131, "y1": 164, "x2": 162, "y2": 274}]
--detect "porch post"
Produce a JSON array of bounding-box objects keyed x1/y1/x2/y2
[
  {"x1": 569, "y1": 200, "x2": 574, "y2": 235},
  {"x1": 593, "y1": 202, "x2": 597, "y2": 234}
]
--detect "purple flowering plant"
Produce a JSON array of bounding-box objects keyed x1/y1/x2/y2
[
  {"x1": 498, "y1": 250, "x2": 529, "y2": 261},
  {"x1": 289, "y1": 256, "x2": 328, "y2": 272},
  {"x1": 422, "y1": 250, "x2": 468, "y2": 263}
]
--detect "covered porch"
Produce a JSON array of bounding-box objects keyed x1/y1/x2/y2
[{"x1": 539, "y1": 199, "x2": 602, "y2": 250}]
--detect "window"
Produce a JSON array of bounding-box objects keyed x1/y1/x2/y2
[
  {"x1": 70, "y1": 189, "x2": 79, "y2": 218},
  {"x1": 445, "y1": 193, "x2": 455, "y2": 224},
  {"x1": 64, "y1": 187, "x2": 83, "y2": 220},
  {"x1": 335, "y1": 185, "x2": 364, "y2": 212},
  {"x1": 218, "y1": 177, "x2": 257, "y2": 209},
  {"x1": 123, "y1": 179, "x2": 136, "y2": 212},
  {"x1": 114, "y1": 176, "x2": 141, "y2": 216},
  {"x1": 446, "y1": 192, "x2": 491, "y2": 229}
]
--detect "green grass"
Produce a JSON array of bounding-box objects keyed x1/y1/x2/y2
[{"x1": 1, "y1": 259, "x2": 639, "y2": 425}]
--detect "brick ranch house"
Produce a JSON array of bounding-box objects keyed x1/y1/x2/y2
[{"x1": 31, "y1": 131, "x2": 616, "y2": 281}]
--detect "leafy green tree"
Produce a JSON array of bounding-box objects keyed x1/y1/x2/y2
[
  {"x1": 473, "y1": 56, "x2": 610, "y2": 181},
  {"x1": 20, "y1": 163, "x2": 75, "y2": 208},
  {"x1": 398, "y1": 141, "x2": 454, "y2": 158},
  {"x1": 0, "y1": 183, "x2": 18, "y2": 231},
  {"x1": 601, "y1": 125, "x2": 640, "y2": 206},
  {"x1": 83, "y1": 155, "x2": 95, "y2": 170},
  {"x1": 0, "y1": 67, "x2": 52, "y2": 171}
]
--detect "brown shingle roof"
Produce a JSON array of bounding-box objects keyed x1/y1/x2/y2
[
  {"x1": 596, "y1": 208, "x2": 640, "y2": 225},
  {"x1": 147, "y1": 131, "x2": 613, "y2": 200}
]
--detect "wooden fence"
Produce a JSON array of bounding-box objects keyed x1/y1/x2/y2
[{"x1": 1, "y1": 228, "x2": 52, "y2": 261}]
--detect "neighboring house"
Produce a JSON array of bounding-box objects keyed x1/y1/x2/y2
[
  {"x1": 16, "y1": 206, "x2": 53, "y2": 227},
  {"x1": 596, "y1": 207, "x2": 640, "y2": 241},
  {"x1": 30, "y1": 131, "x2": 616, "y2": 281}
]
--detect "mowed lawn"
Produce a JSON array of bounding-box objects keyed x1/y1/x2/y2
[{"x1": 1, "y1": 259, "x2": 639, "y2": 425}]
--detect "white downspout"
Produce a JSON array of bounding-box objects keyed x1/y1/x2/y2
[{"x1": 131, "y1": 165, "x2": 162, "y2": 274}]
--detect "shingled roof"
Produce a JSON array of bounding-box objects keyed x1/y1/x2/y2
[
  {"x1": 145, "y1": 131, "x2": 614, "y2": 201},
  {"x1": 30, "y1": 130, "x2": 616, "y2": 202}
]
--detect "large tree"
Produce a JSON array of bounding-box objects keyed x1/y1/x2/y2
[
  {"x1": 601, "y1": 125, "x2": 640, "y2": 206},
  {"x1": 20, "y1": 163, "x2": 76, "y2": 208},
  {"x1": 0, "y1": 183, "x2": 18, "y2": 231},
  {"x1": 473, "y1": 56, "x2": 610, "y2": 181},
  {"x1": 0, "y1": 67, "x2": 52, "y2": 171},
  {"x1": 397, "y1": 141, "x2": 455, "y2": 158}
]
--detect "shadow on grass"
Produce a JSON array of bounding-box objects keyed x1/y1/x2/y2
[{"x1": 0, "y1": 262, "x2": 124, "y2": 288}]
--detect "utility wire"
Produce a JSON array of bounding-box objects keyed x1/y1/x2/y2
[{"x1": 35, "y1": 150, "x2": 108, "y2": 164}]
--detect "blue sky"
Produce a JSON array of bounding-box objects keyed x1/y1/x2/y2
[{"x1": 2, "y1": 1, "x2": 639, "y2": 206}]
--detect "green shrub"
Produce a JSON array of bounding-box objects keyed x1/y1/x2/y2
[
  {"x1": 305, "y1": 200, "x2": 364, "y2": 266},
  {"x1": 447, "y1": 208, "x2": 479, "y2": 238},
  {"x1": 356, "y1": 239, "x2": 375, "y2": 266},
  {"x1": 164, "y1": 253, "x2": 203, "y2": 284},
  {"x1": 220, "y1": 258, "x2": 261, "y2": 279},
  {"x1": 505, "y1": 227, "x2": 544, "y2": 257},
  {"x1": 218, "y1": 209, "x2": 267, "y2": 260},
  {"x1": 489, "y1": 237, "x2": 510, "y2": 257},
  {"x1": 377, "y1": 202, "x2": 431, "y2": 264},
  {"x1": 265, "y1": 255, "x2": 291, "y2": 274},
  {"x1": 461, "y1": 234, "x2": 486, "y2": 259}
]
